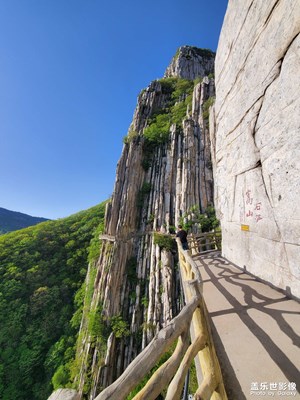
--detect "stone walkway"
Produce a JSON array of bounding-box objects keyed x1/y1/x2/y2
[{"x1": 192, "y1": 251, "x2": 300, "y2": 400}]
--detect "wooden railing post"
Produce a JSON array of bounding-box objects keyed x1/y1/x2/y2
[{"x1": 176, "y1": 238, "x2": 227, "y2": 400}]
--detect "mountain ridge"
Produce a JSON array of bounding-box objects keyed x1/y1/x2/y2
[{"x1": 0, "y1": 207, "x2": 49, "y2": 234}]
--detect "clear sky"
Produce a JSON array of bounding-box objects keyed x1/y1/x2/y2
[{"x1": 0, "y1": 0, "x2": 228, "y2": 219}]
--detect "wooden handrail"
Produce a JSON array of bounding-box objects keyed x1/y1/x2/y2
[
  {"x1": 94, "y1": 294, "x2": 203, "y2": 400},
  {"x1": 176, "y1": 238, "x2": 227, "y2": 400},
  {"x1": 94, "y1": 236, "x2": 227, "y2": 400},
  {"x1": 188, "y1": 231, "x2": 222, "y2": 255}
]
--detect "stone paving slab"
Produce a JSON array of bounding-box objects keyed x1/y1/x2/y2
[{"x1": 193, "y1": 251, "x2": 300, "y2": 400}]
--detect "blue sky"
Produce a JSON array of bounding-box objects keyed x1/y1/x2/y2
[{"x1": 0, "y1": 0, "x2": 228, "y2": 219}]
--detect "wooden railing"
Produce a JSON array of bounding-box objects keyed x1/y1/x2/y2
[
  {"x1": 94, "y1": 237, "x2": 227, "y2": 400},
  {"x1": 188, "y1": 231, "x2": 222, "y2": 255},
  {"x1": 177, "y1": 238, "x2": 227, "y2": 400}
]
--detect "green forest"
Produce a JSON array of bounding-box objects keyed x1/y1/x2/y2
[{"x1": 0, "y1": 202, "x2": 106, "y2": 400}]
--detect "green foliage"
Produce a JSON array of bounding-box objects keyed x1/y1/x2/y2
[
  {"x1": 58, "y1": 262, "x2": 108, "y2": 394},
  {"x1": 110, "y1": 315, "x2": 130, "y2": 338},
  {"x1": 137, "y1": 182, "x2": 152, "y2": 208},
  {"x1": 143, "y1": 77, "x2": 195, "y2": 145},
  {"x1": 123, "y1": 129, "x2": 139, "y2": 145},
  {"x1": 126, "y1": 257, "x2": 138, "y2": 285},
  {"x1": 0, "y1": 202, "x2": 106, "y2": 400},
  {"x1": 188, "y1": 360, "x2": 199, "y2": 394},
  {"x1": 202, "y1": 96, "x2": 215, "y2": 121},
  {"x1": 193, "y1": 76, "x2": 203, "y2": 86},
  {"x1": 52, "y1": 365, "x2": 69, "y2": 389},
  {"x1": 173, "y1": 46, "x2": 215, "y2": 61},
  {"x1": 180, "y1": 204, "x2": 219, "y2": 232},
  {"x1": 87, "y1": 208, "x2": 106, "y2": 264},
  {"x1": 158, "y1": 77, "x2": 178, "y2": 94},
  {"x1": 153, "y1": 233, "x2": 175, "y2": 251},
  {"x1": 171, "y1": 79, "x2": 194, "y2": 101},
  {"x1": 190, "y1": 46, "x2": 215, "y2": 59},
  {"x1": 141, "y1": 139, "x2": 157, "y2": 171},
  {"x1": 141, "y1": 296, "x2": 149, "y2": 308},
  {"x1": 126, "y1": 341, "x2": 177, "y2": 399},
  {"x1": 143, "y1": 113, "x2": 171, "y2": 144},
  {"x1": 171, "y1": 100, "x2": 189, "y2": 126},
  {"x1": 87, "y1": 305, "x2": 108, "y2": 340}
]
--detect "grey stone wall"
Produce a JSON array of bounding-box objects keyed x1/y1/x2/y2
[{"x1": 213, "y1": 0, "x2": 300, "y2": 298}]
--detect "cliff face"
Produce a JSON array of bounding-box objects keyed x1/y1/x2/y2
[
  {"x1": 212, "y1": 0, "x2": 300, "y2": 298},
  {"x1": 164, "y1": 45, "x2": 215, "y2": 80},
  {"x1": 75, "y1": 47, "x2": 215, "y2": 399}
]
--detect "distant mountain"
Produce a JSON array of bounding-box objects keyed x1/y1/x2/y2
[{"x1": 0, "y1": 207, "x2": 49, "y2": 234}]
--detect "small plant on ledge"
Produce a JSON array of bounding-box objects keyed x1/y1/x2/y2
[{"x1": 153, "y1": 232, "x2": 175, "y2": 251}]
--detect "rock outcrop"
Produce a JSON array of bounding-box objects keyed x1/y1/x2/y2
[
  {"x1": 165, "y1": 45, "x2": 215, "y2": 80},
  {"x1": 212, "y1": 0, "x2": 300, "y2": 298},
  {"x1": 74, "y1": 46, "x2": 215, "y2": 399},
  {"x1": 47, "y1": 389, "x2": 80, "y2": 400}
]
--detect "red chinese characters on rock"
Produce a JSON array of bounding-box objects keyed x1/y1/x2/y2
[
  {"x1": 244, "y1": 191, "x2": 263, "y2": 223},
  {"x1": 254, "y1": 202, "x2": 262, "y2": 222}
]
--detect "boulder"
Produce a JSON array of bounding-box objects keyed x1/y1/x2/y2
[{"x1": 47, "y1": 389, "x2": 80, "y2": 400}]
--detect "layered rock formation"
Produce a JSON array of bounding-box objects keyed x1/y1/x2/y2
[
  {"x1": 212, "y1": 0, "x2": 300, "y2": 298},
  {"x1": 74, "y1": 47, "x2": 215, "y2": 399}
]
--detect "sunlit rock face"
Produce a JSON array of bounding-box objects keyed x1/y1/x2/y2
[
  {"x1": 164, "y1": 45, "x2": 215, "y2": 80},
  {"x1": 212, "y1": 0, "x2": 300, "y2": 298}
]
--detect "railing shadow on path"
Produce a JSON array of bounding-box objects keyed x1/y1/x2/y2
[{"x1": 192, "y1": 251, "x2": 300, "y2": 397}]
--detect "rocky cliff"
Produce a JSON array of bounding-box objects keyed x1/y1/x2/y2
[
  {"x1": 212, "y1": 0, "x2": 300, "y2": 298},
  {"x1": 74, "y1": 46, "x2": 215, "y2": 399}
]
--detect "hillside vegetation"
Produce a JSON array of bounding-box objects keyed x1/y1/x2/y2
[{"x1": 0, "y1": 202, "x2": 106, "y2": 400}]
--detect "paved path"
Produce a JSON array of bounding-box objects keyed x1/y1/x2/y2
[{"x1": 192, "y1": 251, "x2": 300, "y2": 400}]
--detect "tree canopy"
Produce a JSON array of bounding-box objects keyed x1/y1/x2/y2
[{"x1": 0, "y1": 202, "x2": 106, "y2": 400}]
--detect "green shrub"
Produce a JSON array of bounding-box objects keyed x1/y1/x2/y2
[
  {"x1": 171, "y1": 79, "x2": 194, "y2": 101},
  {"x1": 137, "y1": 182, "x2": 152, "y2": 208},
  {"x1": 141, "y1": 139, "x2": 156, "y2": 171},
  {"x1": 126, "y1": 257, "x2": 138, "y2": 285},
  {"x1": 143, "y1": 114, "x2": 171, "y2": 144},
  {"x1": 191, "y1": 47, "x2": 215, "y2": 59},
  {"x1": 180, "y1": 204, "x2": 219, "y2": 232},
  {"x1": 126, "y1": 341, "x2": 177, "y2": 399},
  {"x1": 87, "y1": 305, "x2": 107, "y2": 339},
  {"x1": 194, "y1": 77, "x2": 202, "y2": 86},
  {"x1": 153, "y1": 233, "x2": 175, "y2": 251},
  {"x1": 110, "y1": 315, "x2": 130, "y2": 338},
  {"x1": 52, "y1": 365, "x2": 69, "y2": 389},
  {"x1": 157, "y1": 77, "x2": 177, "y2": 94},
  {"x1": 123, "y1": 129, "x2": 139, "y2": 145},
  {"x1": 202, "y1": 96, "x2": 215, "y2": 121},
  {"x1": 141, "y1": 296, "x2": 149, "y2": 308},
  {"x1": 171, "y1": 102, "x2": 187, "y2": 125},
  {"x1": 142, "y1": 77, "x2": 196, "y2": 145}
]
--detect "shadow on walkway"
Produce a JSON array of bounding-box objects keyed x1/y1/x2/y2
[{"x1": 193, "y1": 251, "x2": 300, "y2": 399}]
